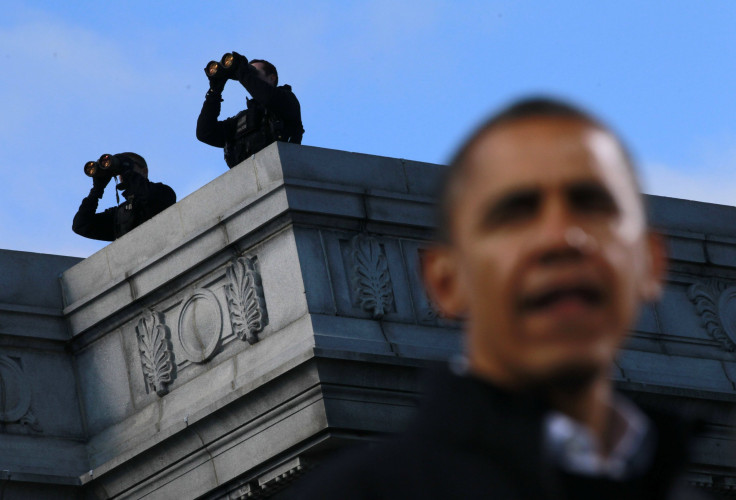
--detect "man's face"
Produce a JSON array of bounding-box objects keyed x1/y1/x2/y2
[
  {"x1": 251, "y1": 62, "x2": 276, "y2": 86},
  {"x1": 425, "y1": 117, "x2": 664, "y2": 388},
  {"x1": 116, "y1": 163, "x2": 147, "y2": 183}
]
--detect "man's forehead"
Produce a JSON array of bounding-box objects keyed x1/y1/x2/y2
[
  {"x1": 469, "y1": 117, "x2": 604, "y2": 159},
  {"x1": 461, "y1": 117, "x2": 632, "y2": 190},
  {"x1": 446, "y1": 116, "x2": 646, "y2": 241}
]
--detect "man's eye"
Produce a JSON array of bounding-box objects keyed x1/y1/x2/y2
[
  {"x1": 482, "y1": 192, "x2": 539, "y2": 227},
  {"x1": 568, "y1": 184, "x2": 618, "y2": 215}
]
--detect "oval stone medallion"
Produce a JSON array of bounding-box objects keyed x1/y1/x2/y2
[
  {"x1": 0, "y1": 356, "x2": 31, "y2": 422},
  {"x1": 178, "y1": 289, "x2": 223, "y2": 363}
]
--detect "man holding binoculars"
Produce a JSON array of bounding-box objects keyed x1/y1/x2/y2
[
  {"x1": 72, "y1": 152, "x2": 176, "y2": 241},
  {"x1": 196, "y1": 52, "x2": 304, "y2": 168}
]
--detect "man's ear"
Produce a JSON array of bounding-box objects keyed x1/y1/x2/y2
[
  {"x1": 422, "y1": 246, "x2": 467, "y2": 319},
  {"x1": 639, "y1": 230, "x2": 668, "y2": 302}
]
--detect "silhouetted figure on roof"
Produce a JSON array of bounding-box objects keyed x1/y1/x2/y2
[
  {"x1": 73, "y1": 152, "x2": 176, "y2": 241},
  {"x1": 196, "y1": 52, "x2": 303, "y2": 168}
]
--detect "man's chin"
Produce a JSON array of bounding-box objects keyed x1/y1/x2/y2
[{"x1": 527, "y1": 363, "x2": 602, "y2": 396}]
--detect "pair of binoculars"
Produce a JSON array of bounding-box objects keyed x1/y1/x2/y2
[
  {"x1": 205, "y1": 53, "x2": 238, "y2": 79},
  {"x1": 83, "y1": 154, "x2": 132, "y2": 178}
]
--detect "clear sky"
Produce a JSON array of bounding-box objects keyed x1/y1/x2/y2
[{"x1": 3, "y1": 1, "x2": 736, "y2": 257}]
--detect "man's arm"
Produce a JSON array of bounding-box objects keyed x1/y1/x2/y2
[
  {"x1": 140, "y1": 183, "x2": 177, "y2": 221},
  {"x1": 72, "y1": 188, "x2": 116, "y2": 241},
  {"x1": 196, "y1": 91, "x2": 237, "y2": 147},
  {"x1": 237, "y1": 64, "x2": 301, "y2": 124}
]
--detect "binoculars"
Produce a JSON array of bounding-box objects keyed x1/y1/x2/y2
[
  {"x1": 205, "y1": 53, "x2": 238, "y2": 79},
  {"x1": 83, "y1": 154, "x2": 132, "y2": 178}
]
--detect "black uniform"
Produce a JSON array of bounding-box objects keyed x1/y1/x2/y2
[
  {"x1": 72, "y1": 169, "x2": 176, "y2": 241},
  {"x1": 289, "y1": 368, "x2": 711, "y2": 500},
  {"x1": 196, "y1": 62, "x2": 303, "y2": 168}
]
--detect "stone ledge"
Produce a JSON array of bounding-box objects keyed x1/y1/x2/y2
[
  {"x1": 0, "y1": 435, "x2": 87, "y2": 484},
  {"x1": 84, "y1": 320, "x2": 316, "y2": 468},
  {"x1": 81, "y1": 360, "x2": 328, "y2": 499},
  {"x1": 648, "y1": 194, "x2": 736, "y2": 238}
]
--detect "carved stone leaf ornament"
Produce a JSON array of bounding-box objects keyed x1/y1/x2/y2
[
  {"x1": 225, "y1": 256, "x2": 268, "y2": 345},
  {"x1": 136, "y1": 310, "x2": 175, "y2": 396},
  {"x1": 687, "y1": 280, "x2": 736, "y2": 352},
  {"x1": 351, "y1": 234, "x2": 394, "y2": 319}
]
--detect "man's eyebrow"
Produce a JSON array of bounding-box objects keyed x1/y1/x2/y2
[
  {"x1": 566, "y1": 180, "x2": 619, "y2": 213},
  {"x1": 479, "y1": 187, "x2": 541, "y2": 226}
]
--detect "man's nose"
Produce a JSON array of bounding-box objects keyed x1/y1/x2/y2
[
  {"x1": 539, "y1": 197, "x2": 574, "y2": 243},
  {"x1": 533, "y1": 199, "x2": 594, "y2": 262}
]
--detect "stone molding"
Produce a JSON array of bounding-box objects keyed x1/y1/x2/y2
[
  {"x1": 136, "y1": 309, "x2": 176, "y2": 396},
  {"x1": 212, "y1": 457, "x2": 309, "y2": 500}
]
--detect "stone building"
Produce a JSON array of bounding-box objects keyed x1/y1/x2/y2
[{"x1": 1, "y1": 143, "x2": 734, "y2": 498}]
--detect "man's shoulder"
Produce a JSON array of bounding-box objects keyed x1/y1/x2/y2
[
  {"x1": 153, "y1": 182, "x2": 176, "y2": 199},
  {"x1": 287, "y1": 433, "x2": 486, "y2": 499},
  {"x1": 286, "y1": 370, "x2": 547, "y2": 499},
  {"x1": 276, "y1": 84, "x2": 299, "y2": 100},
  {"x1": 151, "y1": 181, "x2": 174, "y2": 189},
  {"x1": 138, "y1": 181, "x2": 176, "y2": 205}
]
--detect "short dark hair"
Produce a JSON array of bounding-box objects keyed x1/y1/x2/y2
[
  {"x1": 118, "y1": 152, "x2": 147, "y2": 170},
  {"x1": 251, "y1": 59, "x2": 278, "y2": 85},
  {"x1": 436, "y1": 96, "x2": 639, "y2": 243}
]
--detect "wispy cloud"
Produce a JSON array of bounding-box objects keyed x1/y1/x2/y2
[
  {"x1": 642, "y1": 154, "x2": 736, "y2": 207},
  {"x1": 0, "y1": 20, "x2": 137, "y2": 130},
  {"x1": 3, "y1": 1, "x2": 736, "y2": 258}
]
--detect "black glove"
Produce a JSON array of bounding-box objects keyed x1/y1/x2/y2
[
  {"x1": 91, "y1": 173, "x2": 111, "y2": 198},
  {"x1": 204, "y1": 64, "x2": 227, "y2": 94},
  {"x1": 229, "y1": 51, "x2": 249, "y2": 81}
]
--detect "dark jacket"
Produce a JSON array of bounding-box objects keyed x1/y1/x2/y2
[
  {"x1": 289, "y1": 369, "x2": 709, "y2": 500},
  {"x1": 196, "y1": 63, "x2": 303, "y2": 168},
  {"x1": 72, "y1": 170, "x2": 176, "y2": 241}
]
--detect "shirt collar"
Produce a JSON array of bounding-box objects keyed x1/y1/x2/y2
[{"x1": 543, "y1": 394, "x2": 653, "y2": 479}]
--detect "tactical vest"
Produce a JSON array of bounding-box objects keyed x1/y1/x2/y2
[
  {"x1": 113, "y1": 199, "x2": 137, "y2": 239},
  {"x1": 223, "y1": 98, "x2": 290, "y2": 168}
]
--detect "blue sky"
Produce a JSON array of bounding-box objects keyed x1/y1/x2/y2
[{"x1": 2, "y1": 1, "x2": 736, "y2": 257}]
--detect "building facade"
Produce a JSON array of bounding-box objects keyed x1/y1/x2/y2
[{"x1": 0, "y1": 143, "x2": 734, "y2": 498}]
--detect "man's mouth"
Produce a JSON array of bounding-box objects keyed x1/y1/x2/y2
[{"x1": 520, "y1": 285, "x2": 605, "y2": 313}]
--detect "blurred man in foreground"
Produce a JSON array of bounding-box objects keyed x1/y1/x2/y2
[{"x1": 291, "y1": 97, "x2": 711, "y2": 499}]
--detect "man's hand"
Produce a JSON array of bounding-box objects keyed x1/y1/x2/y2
[
  {"x1": 228, "y1": 51, "x2": 249, "y2": 80},
  {"x1": 91, "y1": 173, "x2": 111, "y2": 199},
  {"x1": 204, "y1": 64, "x2": 227, "y2": 94}
]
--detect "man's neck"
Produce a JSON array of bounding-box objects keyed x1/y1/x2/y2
[
  {"x1": 467, "y1": 357, "x2": 622, "y2": 456},
  {"x1": 547, "y1": 375, "x2": 618, "y2": 456},
  {"x1": 467, "y1": 361, "x2": 619, "y2": 455}
]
